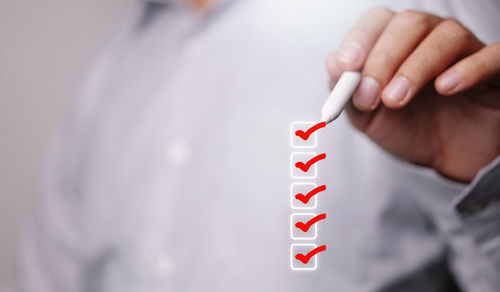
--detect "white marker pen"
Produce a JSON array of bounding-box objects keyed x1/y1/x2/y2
[{"x1": 321, "y1": 71, "x2": 361, "y2": 124}]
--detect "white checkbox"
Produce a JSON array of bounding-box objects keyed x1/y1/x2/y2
[
  {"x1": 290, "y1": 121, "x2": 318, "y2": 149},
  {"x1": 290, "y1": 213, "x2": 318, "y2": 240},
  {"x1": 290, "y1": 243, "x2": 318, "y2": 271},
  {"x1": 290, "y1": 183, "x2": 318, "y2": 210},
  {"x1": 290, "y1": 152, "x2": 318, "y2": 179}
]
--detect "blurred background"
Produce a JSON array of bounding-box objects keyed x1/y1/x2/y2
[{"x1": 0, "y1": 0, "x2": 135, "y2": 284}]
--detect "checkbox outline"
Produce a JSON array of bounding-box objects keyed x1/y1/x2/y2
[
  {"x1": 290, "y1": 121, "x2": 318, "y2": 149},
  {"x1": 290, "y1": 152, "x2": 318, "y2": 179},
  {"x1": 290, "y1": 213, "x2": 318, "y2": 240},
  {"x1": 290, "y1": 182, "x2": 318, "y2": 210},
  {"x1": 290, "y1": 243, "x2": 318, "y2": 271}
]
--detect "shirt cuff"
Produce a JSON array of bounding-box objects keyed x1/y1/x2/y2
[
  {"x1": 450, "y1": 155, "x2": 500, "y2": 258},
  {"x1": 454, "y1": 155, "x2": 500, "y2": 216}
]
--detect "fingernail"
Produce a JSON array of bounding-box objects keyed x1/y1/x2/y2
[
  {"x1": 384, "y1": 76, "x2": 410, "y2": 104},
  {"x1": 337, "y1": 42, "x2": 362, "y2": 66},
  {"x1": 354, "y1": 76, "x2": 380, "y2": 110},
  {"x1": 439, "y1": 70, "x2": 460, "y2": 92}
]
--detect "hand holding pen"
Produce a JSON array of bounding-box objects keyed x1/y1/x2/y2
[{"x1": 323, "y1": 8, "x2": 500, "y2": 182}]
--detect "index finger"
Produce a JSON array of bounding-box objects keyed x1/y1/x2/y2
[{"x1": 337, "y1": 7, "x2": 394, "y2": 70}]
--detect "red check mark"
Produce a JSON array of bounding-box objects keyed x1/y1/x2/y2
[
  {"x1": 295, "y1": 153, "x2": 326, "y2": 172},
  {"x1": 295, "y1": 121, "x2": 326, "y2": 141},
  {"x1": 295, "y1": 185, "x2": 326, "y2": 204},
  {"x1": 295, "y1": 213, "x2": 326, "y2": 232},
  {"x1": 295, "y1": 245, "x2": 327, "y2": 264}
]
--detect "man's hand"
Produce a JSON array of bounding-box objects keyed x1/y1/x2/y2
[{"x1": 327, "y1": 7, "x2": 500, "y2": 182}]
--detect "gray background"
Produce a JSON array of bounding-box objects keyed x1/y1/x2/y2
[{"x1": 0, "y1": 0, "x2": 135, "y2": 284}]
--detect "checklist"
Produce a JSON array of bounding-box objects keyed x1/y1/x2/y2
[
  {"x1": 290, "y1": 243, "x2": 326, "y2": 270},
  {"x1": 290, "y1": 183, "x2": 324, "y2": 209},
  {"x1": 291, "y1": 122, "x2": 320, "y2": 148},
  {"x1": 289, "y1": 121, "x2": 327, "y2": 271},
  {"x1": 291, "y1": 213, "x2": 323, "y2": 240},
  {"x1": 290, "y1": 152, "x2": 326, "y2": 179}
]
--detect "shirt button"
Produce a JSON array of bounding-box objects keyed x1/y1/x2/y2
[
  {"x1": 153, "y1": 253, "x2": 176, "y2": 276},
  {"x1": 131, "y1": 251, "x2": 176, "y2": 282},
  {"x1": 164, "y1": 139, "x2": 192, "y2": 166}
]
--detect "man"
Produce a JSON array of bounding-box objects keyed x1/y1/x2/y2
[{"x1": 8, "y1": 0, "x2": 500, "y2": 291}]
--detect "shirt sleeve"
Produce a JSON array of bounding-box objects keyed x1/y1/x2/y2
[{"x1": 452, "y1": 155, "x2": 500, "y2": 288}]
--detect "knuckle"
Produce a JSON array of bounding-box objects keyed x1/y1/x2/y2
[
  {"x1": 367, "y1": 51, "x2": 394, "y2": 68},
  {"x1": 439, "y1": 19, "x2": 472, "y2": 43},
  {"x1": 352, "y1": 26, "x2": 373, "y2": 43},
  {"x1": 469, "y1": 54, "x2": 491, "y2": 77},
  {"x1": 440, "y1": 18, "x2": 463, "y2": 30},
  {"x1": 366, "y1": 6, "x2": 394, "y2": 18},
  {"x1": 489, "y1": 42, "x2": 500, "y2": 51},
  {"x1": 347, "y1": 26, "x2": 372, "y2": 45},
  {"x1": 398, "y1": 9, "x2": 419, "y2": 19},
  {"x1": 396, "y1": 10, "x2": 433, "y2": 30}
]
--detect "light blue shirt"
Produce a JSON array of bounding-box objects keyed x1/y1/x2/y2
[{"x1": 7, "y1": 0, "x2": 500, "y2": 291}]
